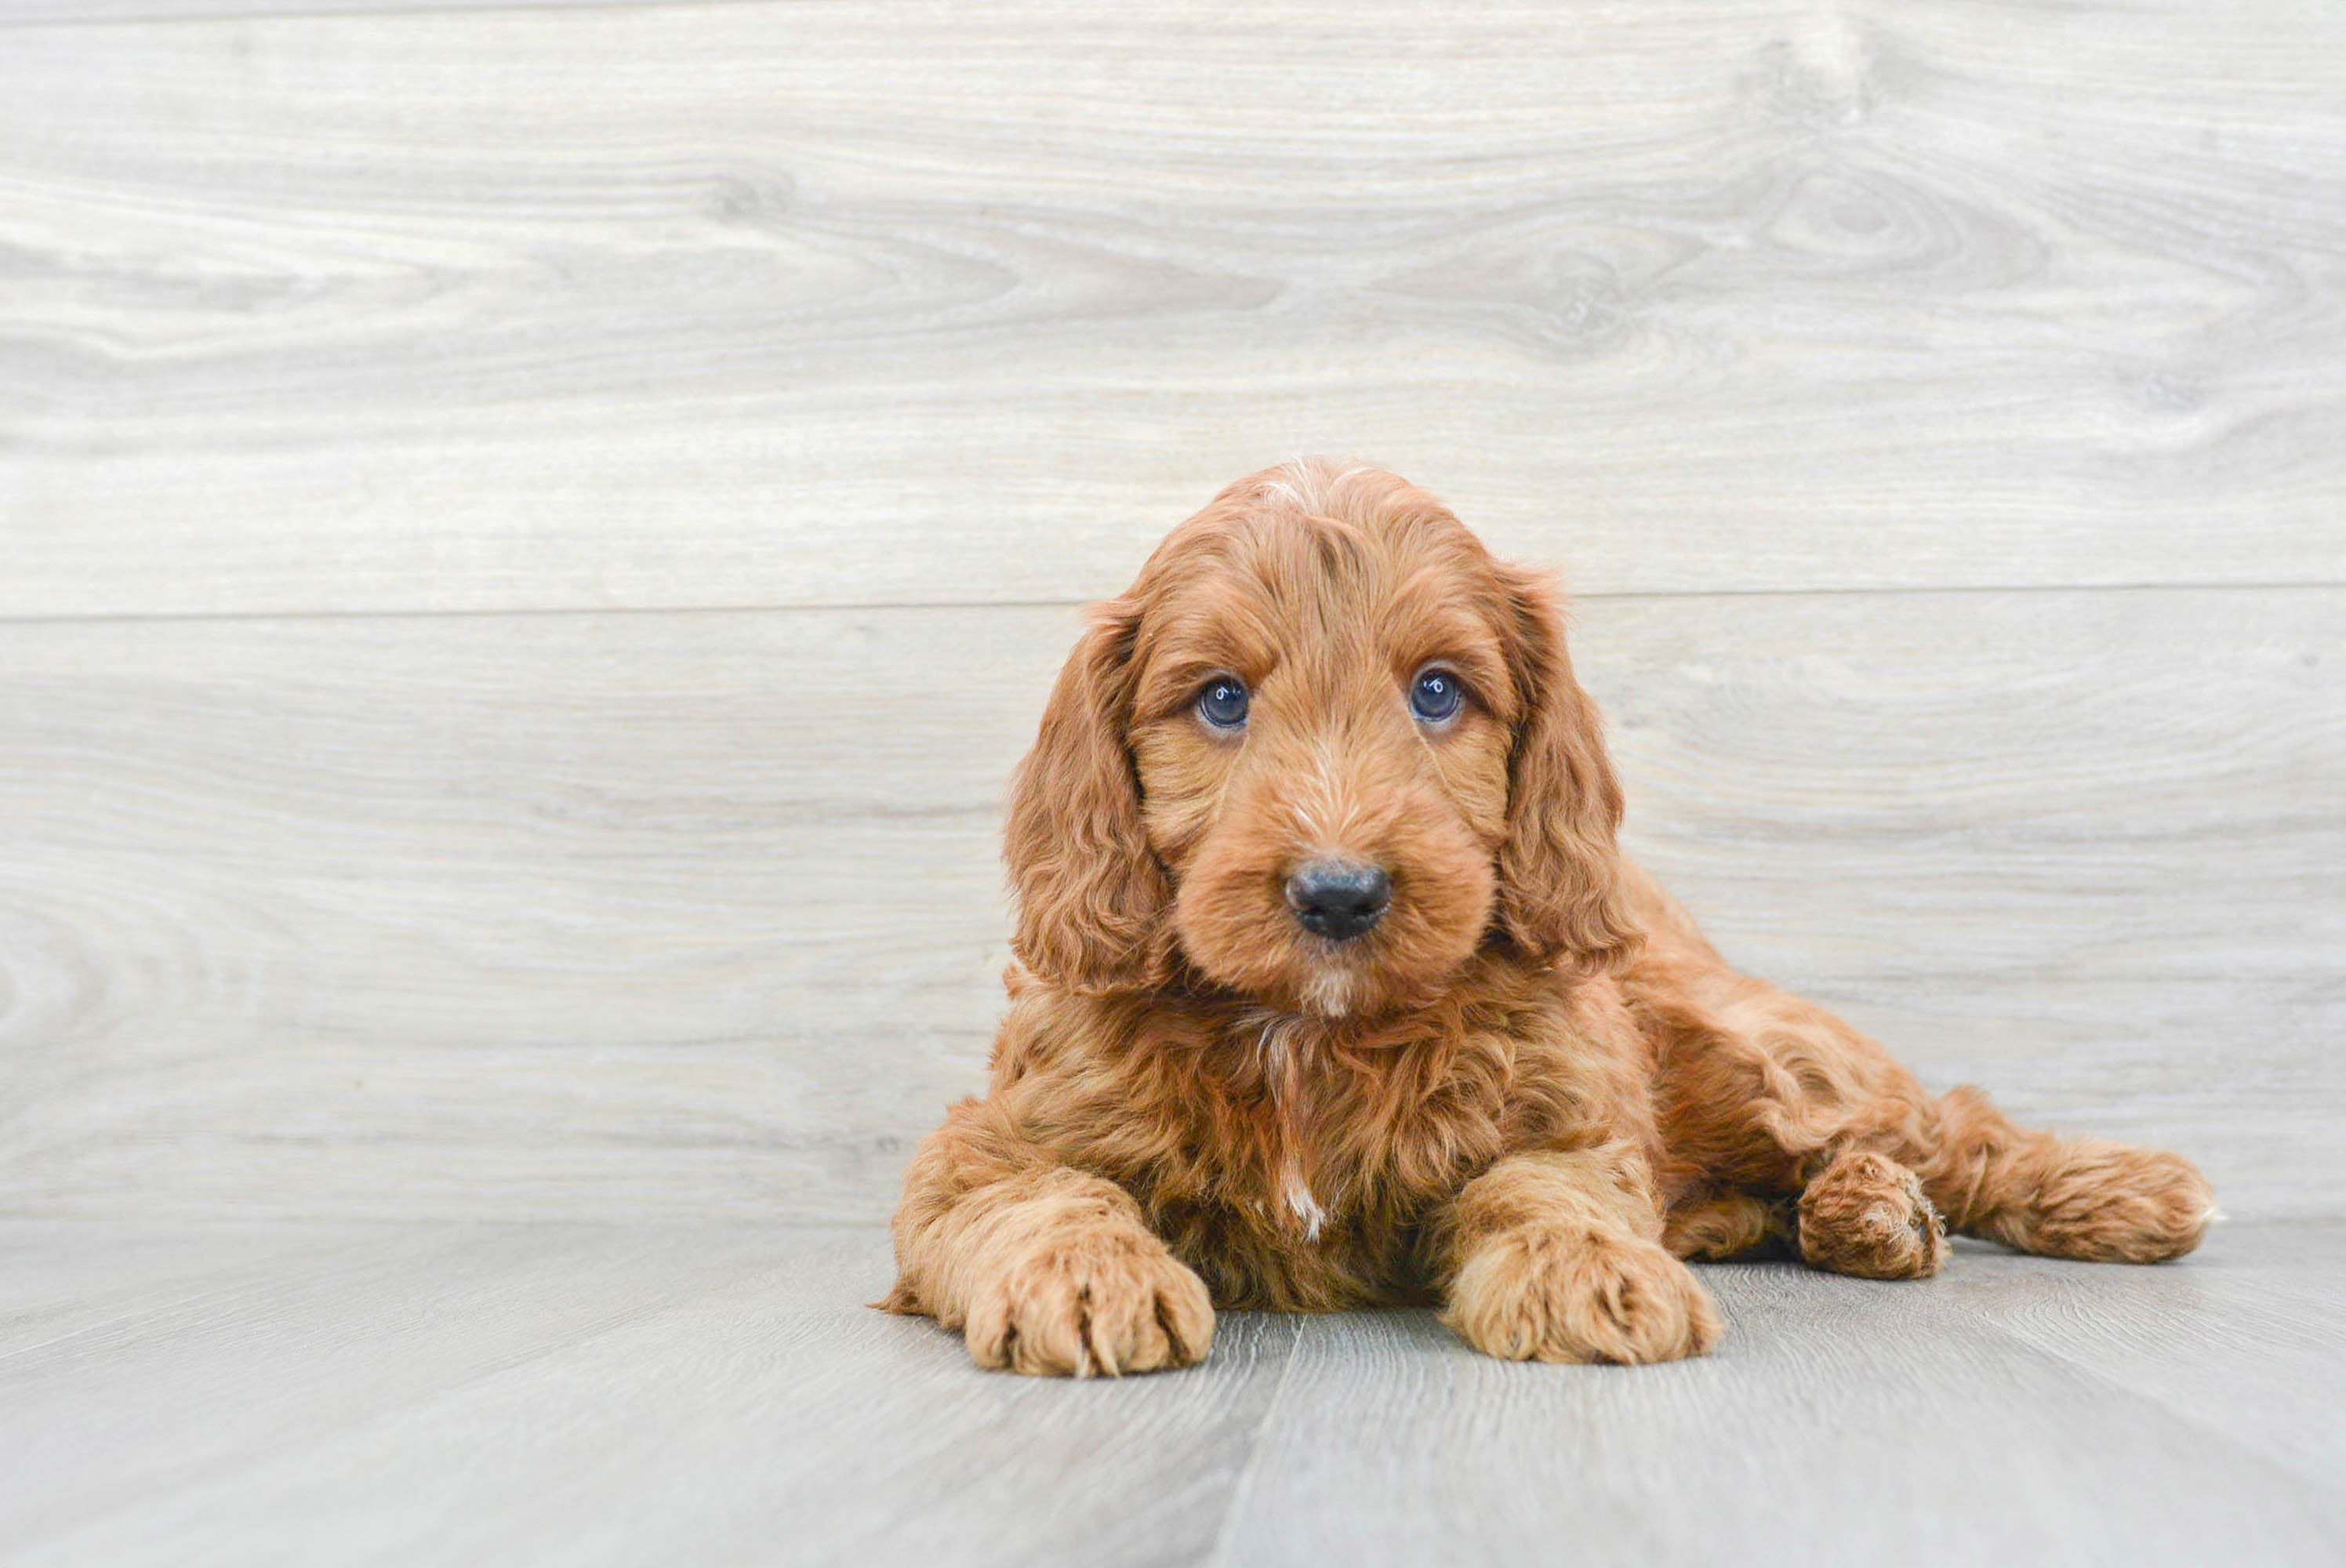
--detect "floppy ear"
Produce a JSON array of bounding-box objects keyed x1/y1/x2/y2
[
  {"x1": 1494, "y1": 565, "x2": 1640, "y2": 976},
  {"x1": 1003, "y1": 599, "x2": 1174, "y2": 993}
]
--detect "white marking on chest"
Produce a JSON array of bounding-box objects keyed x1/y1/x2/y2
[
  {"x1": 1255, "y1": 1017, "x2": 1293, "y2": 1077},
  {"x1": 1251, "y1": 1013, "x2": 1328, "y2": 1243},
  {"x1": 1284, "y1": 1176, "x2": 1328, "y2": 1242}
]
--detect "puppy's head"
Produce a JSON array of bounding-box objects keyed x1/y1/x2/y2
[{"x1": 1005, "y1": 459, "x2": 1635, "y2": 1016}]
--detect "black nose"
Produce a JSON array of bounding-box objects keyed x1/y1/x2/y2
[{"x1": 1286, "y1": 859, "x2": 1391, "y2": 942}]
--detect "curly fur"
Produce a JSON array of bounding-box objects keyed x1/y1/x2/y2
[{"x1": 885, "y1": 459, "x2": 2217, "y2": 1375}]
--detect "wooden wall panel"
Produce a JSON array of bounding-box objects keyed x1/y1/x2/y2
[
  {"x1": 0, "y1": 2, "x2": 656, "y2": 19},
  {"x1": 3, "y1": 0, "x2": 2341, "y2": 616},
  {"x1": 0, "y1": 588, "x2": 2334, "y2": 1222}
]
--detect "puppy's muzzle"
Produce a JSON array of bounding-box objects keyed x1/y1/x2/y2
[{"x1": 1286, "y1": 858, "x2": 1391, "y2": 942}]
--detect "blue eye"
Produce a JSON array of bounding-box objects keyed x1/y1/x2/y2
[
  {"x1": 1197, "y1": 676, "x2": 1250, "y2": 729},
  {"x1": 1410, "y1": 668, "x2": 1463, "y2": 724}
]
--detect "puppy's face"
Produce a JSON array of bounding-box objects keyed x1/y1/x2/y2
[
  {"x1": 1005, "y1": 462, "x2": 1633, "y2": 1017},
  {"x1": 1124, "y1": 518, "x2": 1518, "y2": 1017}
]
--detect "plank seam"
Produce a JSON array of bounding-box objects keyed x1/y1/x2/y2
[
  {"x1": 0, "y1": 578, "x2": 2340, "y2": 630},
  {"x1": 1204, "y1": 1313, "x2": 1306, "y2": 1568}
]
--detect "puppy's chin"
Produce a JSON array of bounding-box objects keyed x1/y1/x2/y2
[
  {"x1": 1186, "y1": 934, "x2": 1466, "y2": 1019},
  {"x1": 1240, "y1": 944, "x2": 1381, "y2": 1020},
  {"x1": 1294, "y1": 961, "x2": 1366, "y2": 1019}
]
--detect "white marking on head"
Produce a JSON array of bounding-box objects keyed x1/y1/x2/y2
[
  {"x1": 1257, "y1": 474, "x2": 1313, "y2": 512},
  {"x1": 1253, "y1": 458, "x2": 1377, "y2": 521},
  {"x1": 1269, "y1": 459, "x2": 1371, "y2": 508}
]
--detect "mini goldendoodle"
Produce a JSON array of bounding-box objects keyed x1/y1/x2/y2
[{"x1": 884, "y1": 459, "x2": 2216, "y2": 1375}]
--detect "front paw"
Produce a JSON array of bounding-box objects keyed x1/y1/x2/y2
[
  {"x1": 963, "y1": 1228, "x2": 1215, "y2": 1377},
  {"x1": 1444, "y1": 1230, "x2": 1723, "y2": 1365}
]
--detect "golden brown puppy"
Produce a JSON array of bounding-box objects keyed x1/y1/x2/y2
[{"x1": 884, "y1": 459, "x2": 2217, "y2": 1376}]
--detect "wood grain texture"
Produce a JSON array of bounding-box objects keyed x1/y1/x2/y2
[
  {"x1": 1220, "y1": 1229, "x2": 2346, "y2": 1566},
  {"x1": 0, "y1": 1222, "x2": 1297, "y2": 1568},
  {"x1": 1934, "y1": 1239, "x2": 2346, "y2": 1493},
  {"x1": 0, "y1": 587, "x2": 2335, "y2": 1224},
  {"x1": 0, "y1": 0, "x2": 664, "y2": 22},
  {"x1": 2, "y1": 1220, "x2": 2341, "y2": 1566},
  {"x1": 3, "y1": 0, "x2": 2342, "y2": 617}
]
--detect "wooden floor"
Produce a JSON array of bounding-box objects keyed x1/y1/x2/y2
[{"x1": 3, "y1": 1218, "x2": 2342, "y2": 1566}]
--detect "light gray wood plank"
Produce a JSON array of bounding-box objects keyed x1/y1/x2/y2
[
  {"x1": 1595, "y1": 586, "x2": 2346, "y2": 1206},
  {"x1": 0, "y1": 1218, "x2": 372, "y2": 1341},
  {"x1": 3, "y1": 1221, "x2": 2340, "y2": 1567},
  {"x1": 0, "y1": 588, "x2": 2335, "y2": 1224},
  {"x1": 0, "y1": 606, "x2": 1056, "y2": 1225},
  {"x1": 0, "y1": 1222, "x2": 1296, "y2": 1568},
  {"x1": 0, "y1": 1, "x2": 671, "y2": 21},
  {"x1": 2, "y1": 1, "x2": 2341, "y2": 616},
  {"x1": 1931, "y1": 1227, "x2": 2346, "y2": 1494},
  {"x1": 0, "y1": 1225, "x2": 802, "y2": 1552},
  {"x1": 1217, "y1": 1235, "x2": 2346, "y2": 1566}
]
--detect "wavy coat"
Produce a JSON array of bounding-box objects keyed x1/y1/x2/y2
[{"x1": 885, "y1": 460, "x2": 2215, "y2": 1374}]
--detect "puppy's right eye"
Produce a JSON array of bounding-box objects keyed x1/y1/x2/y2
[{"x1": 1197, "y1": 676, "x2": 1250, "y2": 731}]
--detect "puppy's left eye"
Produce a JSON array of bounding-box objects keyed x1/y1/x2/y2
[
  {"x1": 1197, "y1": 675, "x2": 1250, "y2": 730},
  {"x1": 1410, "y1": 667, "x2": 1465, "y2": 724}
]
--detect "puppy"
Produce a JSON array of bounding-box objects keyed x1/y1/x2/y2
[{"x1": 884, "y1": 459, "x2": 2216, "y2": 1375}]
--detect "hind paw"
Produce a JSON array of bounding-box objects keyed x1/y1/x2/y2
[
  {"x1": 2015, "y1": 1144, "x2": 2217, "y2": 1264},
  {"x1": 1799, "y1": 1150, "x2": 1948, "y2": 1280}
]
